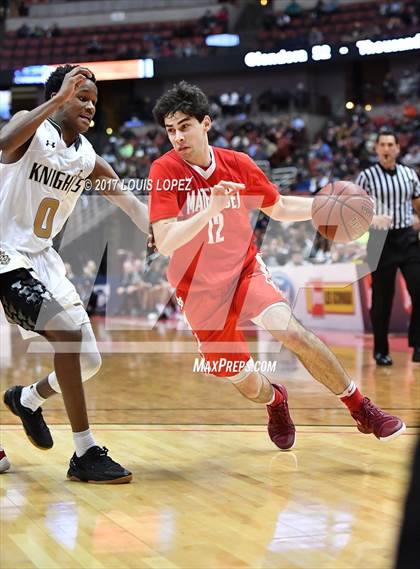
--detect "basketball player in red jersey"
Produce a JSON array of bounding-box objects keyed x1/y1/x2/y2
[{"x1": 149, "y1": 82, "x2": 405, "y2": 449}]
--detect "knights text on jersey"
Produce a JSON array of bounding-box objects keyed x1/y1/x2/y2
[
  {"x1": 0, "y1": 118, "x2": 96, "y2": 268},
  {"x1": 149, "y1": 146, "x2": 280, "y2": 292}
]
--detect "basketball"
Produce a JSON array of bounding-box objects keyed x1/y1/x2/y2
[{"x1": 311, "y1": 181, "x2": 374, "y2": 243}]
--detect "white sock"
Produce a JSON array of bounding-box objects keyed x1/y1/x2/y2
[
  {"x1": 73, "y1": 429, "x2": 97, "y2": 457},
  {"x1": 20, "y1": 384, "x2": 46, "y2": 412}
]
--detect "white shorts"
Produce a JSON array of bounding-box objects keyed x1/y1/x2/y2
[{"x1": 0, "y1": 244, "x2": 89, "y2": 338}]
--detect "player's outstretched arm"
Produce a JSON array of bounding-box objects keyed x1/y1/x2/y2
[
  {"x1": 89, "y1": 155, "x2": 148, "y2": 234},
  {"x1": 153, "y1": 181, "x2": 244, "y2": 257},
  {"x1": 0, "y1": 66, "x2": 92, "y2": 162},
  {"x1": 262, "y1": 195, "x2": 313, "y2": 222}
]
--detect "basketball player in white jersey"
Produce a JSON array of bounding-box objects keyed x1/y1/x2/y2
[{"x1": 0, "y1": 65, "x2": 148, "y2": 483}]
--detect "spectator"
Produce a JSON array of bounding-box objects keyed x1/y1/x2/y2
[
  {"x1": 383, "y1": 73, "x2": 397, "y2": 103},
  {"x1": 79, "y1": 260, "x2": 99, "y2": 317},
  {"x1": 18, "y1": 1, "x2": 28, "y2": 17},
  {"x1": 48, "y1": 23, "x2": 61, "y2": 38},
  {"x1": 285, "y1": 1, "x2": 303, "y2": 18},
  {"x1": 323, "y1": 0, "x2": 339, "y2": 14},
  {"x1": 314, "y1": 0, "x2": 325, "y2": 19},
  {"x1": 86, "y1": 36, "x2": 104, "y2": 55},
  {"x1": 182, "y1": 41, "x2": 198, "y2": 57},
  {"x1": 143, "y1": 257, "x2": 173, "y2": 317},
  {"x1": 403, "y1": 145, "x2": 420, "y2": 168},
  {"x1": 32, "y1": 26, "x2": 45, "y2": 38},
  {"x1": 16, "y1": 23, "x2": 30, "y2": 38},
  {"x1": 285, "y1": 248, "x2": 309, "y2": 266},
  {"x1": 200, "y1": 9, "x2": 215, "y2": 33},
  {"x1": 293, "y1": 82, "x2": 309, "y2": 110},
  {"x1": 386, "y1": 15, "x2": 403, "y2": 30},
  {"x1": 0, "y1": 0, "x2": 9, "y2": 21},
  {"x1": 216, "y1": 5, "x2": 229, "y2": 32},
  {"x1": 401, "y1": 4, "x2": 418, "y2": 27},
  {"x1": 276, "y1": 12, "x2": 291, "y2": 27},
  {"x1": 308, "y1": 27, "x2": 324, "y2": 46},
  {"x1": 116, "y1": 259, "x2": 142, "y2": 316},
  {"x1": 291, "y1": 115, "x2": 306, "y2": 132},
  {"x1": 398, "y1": 70, "x2": 419, "y2": 101},
  {"x1": 389, "y1": 1, "x2": 403, "y2": 15}
]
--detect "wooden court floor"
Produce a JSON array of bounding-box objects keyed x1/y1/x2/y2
[{"x1": 1, "y1": 320, "x2": 419, "y2": 569}]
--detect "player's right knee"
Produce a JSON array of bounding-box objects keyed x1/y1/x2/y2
[
  {"x1": 80, "y1": 351, "x2": 102, "y2": 380},
  {"x1": 47, "y1": 349, "x2": 102, "y2": 393},
  {"x1": 259, "y1": 305, "x2": 309, "y2": 350},
  {"x1": 256, "y1": 302, "x2": 293, "y2": 331},
  {"x1": 79, "y1": 323, "x2": 102, "y2": 380}
]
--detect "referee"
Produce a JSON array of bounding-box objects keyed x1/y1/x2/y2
[{"x1": 356, "y1": 130, "x2": 420, "y2": 365}]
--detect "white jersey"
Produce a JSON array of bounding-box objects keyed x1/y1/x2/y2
[{"x1": 0, "y1": 118, "x2": 96, "y2": 273}]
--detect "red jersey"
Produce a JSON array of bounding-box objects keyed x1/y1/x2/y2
[{"x1": 149, "y1": 146, "x2": 280, "y2": 292}]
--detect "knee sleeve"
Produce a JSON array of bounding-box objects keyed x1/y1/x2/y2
[
  {"x1": 251, "y1": 302, "x2": 292, "y2": 331},
  {"x1": 80, "y1": 345, "x2": 102, "y2": 380},
  {"x1": 79, "y1": 323, "x2": 102, "y2": 379},
  {"x1": 48, "y1": 323, "x2": 101, "y2": 392}
]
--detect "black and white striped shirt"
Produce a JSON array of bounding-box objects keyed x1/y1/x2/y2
[{"x1": 356, "y1": 163, "x2": 420, "y2": 229}]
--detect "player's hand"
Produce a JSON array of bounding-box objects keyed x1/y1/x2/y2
[
  {"x1": 208, "y1": 181, "x2": 244, "y2": 216},
  {"x1": 55, "y1": 66, "x2": 93, "y2": 104},
  {"x1": 371, "y1": 214, "x2": 392, "y2": 230},
  {"x1": 147, "y1": 231, "x2": 156, "y2": 250}
]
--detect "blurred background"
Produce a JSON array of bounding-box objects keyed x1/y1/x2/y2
[{"x1": 0, "y1": 0, "x2": 418, "y2": 324}]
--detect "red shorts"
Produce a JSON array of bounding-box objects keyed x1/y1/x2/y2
[{"x1": 176, "y1": 255, "x2": 287, "y2": 377}]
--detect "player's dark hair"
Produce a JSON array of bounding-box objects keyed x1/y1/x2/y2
[
  {"x1": 44, "y1": 64, "x2": 96, "y2": 100},
  {"x1": 152, "y1": 81, "x2": 210, "y2": 127},
  {"x1": 376, "y1": 129, "x2": 399, "y2": 144}
]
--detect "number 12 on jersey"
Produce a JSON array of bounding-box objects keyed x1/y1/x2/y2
[{"x1": 208, "y1": 213, "x2": 224, "y2": 244}]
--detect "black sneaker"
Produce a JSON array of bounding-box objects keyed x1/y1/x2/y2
[
  {"x1": 67, "y1": 446, "x2": 132, "y2": 484},
  {"x1": 374, "y1": 353, "x2": 393, "y2": 366},
  {"x1": 3, "y1": 385, "x2": 53, "y2": 450}
]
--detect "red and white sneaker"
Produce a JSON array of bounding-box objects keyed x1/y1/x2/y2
[
  {"x1": 351, "y1": 397, "x2": 406, "y2": 442},
  {"x1": 0, "y1": 446, "x2": 11, "y2": 473},
  {"x1": 267, "y1": 385, "x2": 296, "y2": 450}
]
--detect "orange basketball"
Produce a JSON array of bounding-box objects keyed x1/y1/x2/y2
[{"x1": 311, "y1": 181, "x2": 374, "y2": 243}]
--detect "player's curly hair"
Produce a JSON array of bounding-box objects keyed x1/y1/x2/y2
[
  {"x1": 152, "y1": 81, "x2": 210, "y2": 127},
  {"x1": 44, "y1": 64, "x2": 96, "y2": 100}
]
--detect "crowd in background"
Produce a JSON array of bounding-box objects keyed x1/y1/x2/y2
[
  {"x1": 0, "y1": 51, "x2": 418, "y2": 319},
  {"x1": 257, "y1": 0, "x2": 420, "y2": 53},
  {"x1": 63, "y1": 250, "x2": 175, "y2": 320},
  {"x1": 65, "y1": 218, "x2": 368, "y2": 320},
  {"x1": 100, "y1": 77, "x2": 419, "y2": 192},
  {"x1": 3, "y1": 0, "x2": 420, "y2": 67},
  {"x1": 74, "y1": 88, "x2": 418, "y2": 318},
  {"x1": 8, "y1": 4, "x2": 231, "y2": 63}
]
